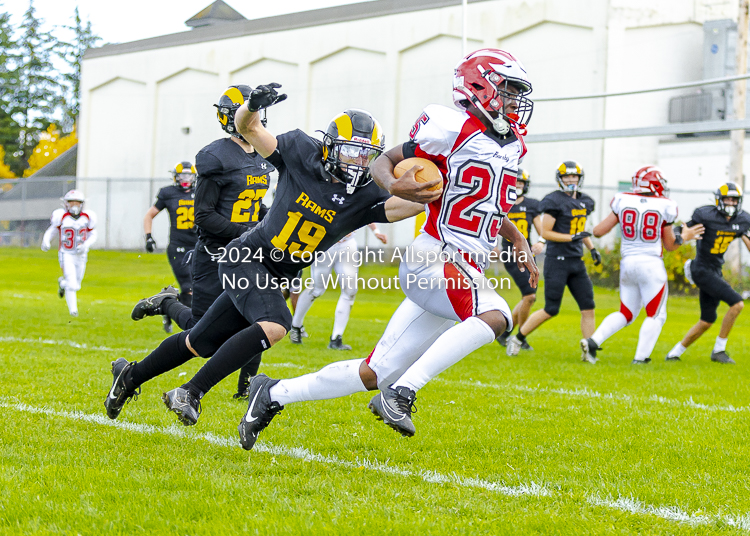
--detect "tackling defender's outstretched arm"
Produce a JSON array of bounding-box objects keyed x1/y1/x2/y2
[{"x1": 371, "y1": 146, "x2": 442, "y2": 204}]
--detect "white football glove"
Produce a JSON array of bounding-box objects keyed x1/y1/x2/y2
[{"x1": 41, "y1": 243, "x2": 50, "y2": 252}]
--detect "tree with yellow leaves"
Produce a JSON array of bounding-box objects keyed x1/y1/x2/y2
[
  {"x1": 22, "y1": 124, "x2": 77, "y2": 177},
  {"x1": 0, "y1": 145, "x2": 14, "y2": 186}
]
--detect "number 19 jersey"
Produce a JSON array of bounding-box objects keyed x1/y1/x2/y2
[
  {"x1": 405, "y1": 104, "x2": 523, "y2": 269},
  {"x1": 610, "y1": 192, "x2": 678, "y2": 258}
]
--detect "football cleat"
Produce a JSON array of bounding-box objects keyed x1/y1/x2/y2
[
  {"x1": 665, "y1": 354, "x2": 681, "y2": 362},
  {"x1": 300, "y1": 326, "x2": 309, "y2": 338},
  {"x1": 496, "y1": 333, "x2": 509, "y2": 347},
  {"x1": 580, "y1": 338, "x2": 598, "y2": 364},
  {"x1": 57, "y1": 277, "x2": 65, "y2": 298},
  {"x1": 162, "y1": 315, "x2": 173, "y2": 334},
  {"x1": 711, "y1": 351, "x2": 736, "y2": 364},
  {"x1": 328, "y1": 335, "x2": 352, "y2": 351},
  {"x1": 521, "y1": 339, "x2": 534, "y2": 351},
  {"x1": 238, "y1": 374, "x2": 284, "y2": 451},
  {"x1": 104, "y1": 358, "x2": 140, "y2": 419},
  {"x1": 131, "y1": 286, "x2": 179, "y2": 321},
  {"x1": 232, "y1": 390, "x2": 249, "y2": 401},
  {"x1": 632, "y1": 358, "x2": 652, "y2": 365},
  {"x1": 368, "y1": 385, "x2": 417, "y2": 437},
  {"x1": 506, "y1": 335, "x2": 522, "y2": 356},
  {"x1": 162, "y1": 387, "x2": 202, "y2": 426},
  {"x1": 289, "y1": 326, "x2": 303, "y2": 344}
]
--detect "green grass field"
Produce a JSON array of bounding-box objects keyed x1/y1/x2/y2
[{"x1": 2, "y1": 247, "x2": 750, "y2": 535}]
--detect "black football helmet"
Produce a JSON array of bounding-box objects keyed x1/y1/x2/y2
[
  {"x1": 715, "y1": 182, "x2": 743, "y2": 218},
  {"x1": 555, "y1": 161, "x2": 584, "y2": 193},
  {"x1": 322, "y1": 109, "x2": 385, "y2": 194},
  {"x1": 171, "y1": 161, "x2": 196, "y2": 192},
  {"x1": 516, "y1": 168, "x2": 530, "y2": 196},
  {"x1": 214, "y1": 85, "x2": 266, "y2": 141}
]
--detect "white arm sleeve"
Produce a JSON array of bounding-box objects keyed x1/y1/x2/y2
[{"x1": 41, "y1": 224, "x2": 55, "y2": 251}]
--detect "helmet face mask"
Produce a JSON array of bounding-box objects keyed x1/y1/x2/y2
[
  {"x1": 214, "y1": 85, "x2": 266, "y2": 141},
  {"x1": 631, "y1": 166, "x2": 668, "y2": 197},
  {"x1": 516, "y1": 168, "x2": 530, "y2": 196},
  {"x1": 62, "y1": 189, "x2": 85, "y2": 218},
  {"x1": 322, "y1": 109, "x2": 384, "y2": 194},
  {"x1": 453, "y1": 48, "x2": 533, "y2": 135},
  {"x1": 171, "y1": 161, "x2": 197, "y2": 192},
  {"x1": 715, "y1": 182, "x2": 743, "y2": 218},
  {"x1": 555, "y1": 161, "x2": 584, "y2": 193}
]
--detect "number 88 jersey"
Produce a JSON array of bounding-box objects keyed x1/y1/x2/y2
[
  {"x1": 611, "y1": 192, "x2": 678, "y2": 258},
  {"x1": 405, "y1": 104, "x2": 524, "y2": 269}
]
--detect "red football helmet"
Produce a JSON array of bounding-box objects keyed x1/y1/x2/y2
[
  {"x1": 632, "y1": 166, "x2": 668, "y2": 197},
  {"x1": 453, "y1": 48, "x2": 533, "y2": 135}
]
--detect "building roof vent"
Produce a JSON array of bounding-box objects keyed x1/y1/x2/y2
[{"x1": 185, "y1": 0, "x2": 246, "y2": 29}]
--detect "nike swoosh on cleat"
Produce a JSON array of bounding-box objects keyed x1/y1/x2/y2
[
  {"x1": 245, "y1": 389, "x2": 262, "y2": 423},
  {"x1": 379, "y1": 394, "x2": 405, "y2": 422}
]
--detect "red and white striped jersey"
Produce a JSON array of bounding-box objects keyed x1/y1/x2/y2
[
  {"x1": 610, "y1": 192, "x2": 678, "y2": 258},
  {"x1": 409, "y1": 104, "x2": 524, "y2": 269},
  {"x1": 50, "y1": 208, "x2": 97, "y2": 253}
]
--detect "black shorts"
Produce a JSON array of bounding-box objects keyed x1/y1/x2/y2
[
  {"x1": 504, "y1": 259, "x2": 536, "y2": 296},
  {"x1": 543, "y1": 256, "x2": 595, "y2": 316},
  {"x1": 691, "y1": 262, "x2": 743, "y2": 323},
  {"x1": 190, "y1": 241, "x2": 225, "y2": 321},
  {"x1": 167, "y1": 243, "x2": 193, "y2": 293}
]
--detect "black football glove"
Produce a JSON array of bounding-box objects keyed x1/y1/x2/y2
[
  {"x1": 248, "y1": 83, "x2": 288, "y2": 112},
  {"x1": 590, "y1": 248, "x2": 602, "y2": 266},
  {"x1": 570, "y1": 231, "x2": 591, "y2": 242},
  {"x1": 145, "y1": 233, "x2": 156, "y2": 253}
]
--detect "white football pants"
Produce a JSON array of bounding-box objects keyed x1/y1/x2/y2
[
  {"x1": 59, "y1": 251, "x2": 87, "y2": 315},
  {"x1": 591, "y1": 255, "x2": 668, "y2": 360}
]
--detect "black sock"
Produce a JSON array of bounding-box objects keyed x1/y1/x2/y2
[
  {"x1": 185, "y1": 324, "x2": 270, "y2": 396},
  {"x1": 128, "y1": 331, "x2": 194, "y2": 389},
  {"x1": 516, "y1": 332, "x2": 527, "y2": 343},
  {"x1": 164, "y1": 299, "x2": 193, "y2": 330},
  {"x1": 178, "y1": 292, "x2": 192, "y2": 308},
  {"x1": 236, "y1": 354, "x2": 261, "y2": 394}
]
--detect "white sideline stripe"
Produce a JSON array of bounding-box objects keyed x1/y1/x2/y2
[
  {"x1": 0, "y1": 400, "x2": 547, "y2": 499},
  {"x1": 441, "y1": 379, "x2": 750, "y2": 414}
]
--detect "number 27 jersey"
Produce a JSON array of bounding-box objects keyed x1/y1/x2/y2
[
  {"x1": 611, "y1": 192, "x2": 678, "y2": 258},
  {"x1": 405, "y1": 104, "x2": 523, "y2": 268}
]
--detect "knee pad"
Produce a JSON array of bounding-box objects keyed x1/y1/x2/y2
[{"x1": 179, "y1": 291, "x2": 192, "y2": 308}]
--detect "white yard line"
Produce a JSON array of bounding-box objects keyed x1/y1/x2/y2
[
  {"x1": 440, "y1": 378, "x2": 750, "y2": 414},
  {"x1": 0, "y1": 399, "x2": 746, "y2": 530}
]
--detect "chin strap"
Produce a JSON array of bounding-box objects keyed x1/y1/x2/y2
[{"x1": 455, "y1": 84, "x2": 510, "y2": 135}]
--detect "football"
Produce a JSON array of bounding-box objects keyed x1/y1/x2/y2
[{"x1": 393, "y1": 157, "x2": 443, "y2": 191}]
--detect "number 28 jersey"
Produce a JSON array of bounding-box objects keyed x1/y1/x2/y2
[
  {"x1": 610, "y1": 192, "x2": 678, "y2": 258},
  {"x1": 405, "y1": 104, "x2": 523, "y2": 269}
]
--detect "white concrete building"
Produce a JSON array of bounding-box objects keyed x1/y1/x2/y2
[{"x1": 78, "y1": 0, "x2": 742, "y2": 249}]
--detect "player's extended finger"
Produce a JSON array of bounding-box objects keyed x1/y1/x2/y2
[{"x1": 268, "y1": 82, "x2": 282, "y2": 89}]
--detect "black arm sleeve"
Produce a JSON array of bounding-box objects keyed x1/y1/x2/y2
[{"x1": 193, "y1": 177, "x2": 248, "y2": 240}]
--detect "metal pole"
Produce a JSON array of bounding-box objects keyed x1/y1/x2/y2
[
  {"x1": 462, "y1": 0, "x2": 467, "y2": 56},
  {"x1": 730, "y1": 0, "x2": 749, "y2": 189},
  {"x1": 106, "y1": 178, "x2": 111, "y2": 249}
]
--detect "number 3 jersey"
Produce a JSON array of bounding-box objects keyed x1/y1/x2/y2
[
  {"x1": 154, "y1": 185, "x2": 197, "y2": 249},
  {"x1": 610, "y1": 192, "x2": 678, "y2": 258},
  {"x1": 48, "y1": 208, "x2": 96, "y2": 253},
  {"x1": 404, "y1": 104, "x2": 524, "y2": 269},
  {"x1": 687, "y1": 205, "x2": 750, "y2": 268}
]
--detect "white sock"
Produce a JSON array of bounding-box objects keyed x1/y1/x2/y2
[
  {"x1": 269, "y1": 359, "x2": 366, "y2": 406},
  {"x1": 393, "y1": 316, "x2": 496, "y2": 392},
  {"x1": 635, "y1": 316, "x2": 665, "y2": 360},
  {"x1": 65, "y1": 290, "x2": 77, "y2": 315},
  {"x1": 331, "y1": 292, "x2": 355, "y2": 339},
  {"x1": 591, "y1": 312, "x2": 629, "y2": 346},
  {"x1": 292, "y1": 289, "x2": 316, "y2": 329},
  {"x1": 669, "y1": 342, "x2": 687, "y2": 357},
  {"x1": 714, "y1": 337, "x2": 728, "y2": 353}
]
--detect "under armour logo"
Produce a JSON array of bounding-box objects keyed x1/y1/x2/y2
[
  {"x1": 332, "y1": 194, "x2": 345, "y2": 204},
  {"x1": 580, "y1": 202, "x2": 586, "y2": 207},
  {"x1": 260, "y1": 163, "x2": 267, "y2": 169}
]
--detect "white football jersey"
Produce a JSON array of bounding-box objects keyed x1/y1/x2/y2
[
  {"x1": 610, "y1": 192, "x2": 677, "y2": 258},
  {"x1": 50, "y1": 208, "x2": 97, "y2": 253},
  {"x1": 410, "y1": 104, "x2": 524, "y2": 269}
]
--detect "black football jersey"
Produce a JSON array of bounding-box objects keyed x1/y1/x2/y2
[
  {"x1": 194, "y1": 138, "x2": 274, "y2": 246},
  {"x1": 687, "y1": 205, "x2": 750, "y2": 268},
  {"x1": 501, "y1": 196, "x2": 542, "y2": 250},
  {"x1": 239, "y1": 129, "x2": 391, "y2": 279},
  {"x1": 153, "y1": 185, "x2": 198, "y2": 248},
  {"x1": 540, "y1": 190, "x2": 596, "y2": 257}
]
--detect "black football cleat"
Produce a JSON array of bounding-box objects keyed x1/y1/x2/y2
[
  {"x1": 631, "y1": 358, "x2": 652, "y2": 364},
  {"x1": 580, "y1": 338, "x2": 598, "y2": 364},
  {"x1": 495, "y1": 333, "x2": 508, "y2": 347},
  {"x1": 238, "y1": 374, "x2": 284, "y2": 451},
  {"x1": 520, "y1": 339, "x2": 534, "y2": 351},
  {"x1": 368, "y1": 384, "x2": 417, "y2": 437},
  {"x1": 328, "y1": 335, "x2": 352, "y2": 351},
  {"x1": 665, "y1": 354, "x2": 681, "y2": 362},
  {"x1": 131, "y1": 286, "x2": 179, "y2": 321},
  {"x1": 57, "y1": 277, "x2": 65, "y2": 298},
  {"x1": 289, "y1": 326, "x2": 303, "y2": 344},
  {"x1": 162, "y1": 387, "x2": 202, "y2": 426},
  {"x1": 711, "y1": 351, "x2": 736, "y2": 364},
  {"x1": 104, "y1": 358, "x2": 140, "y2": 419}
]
